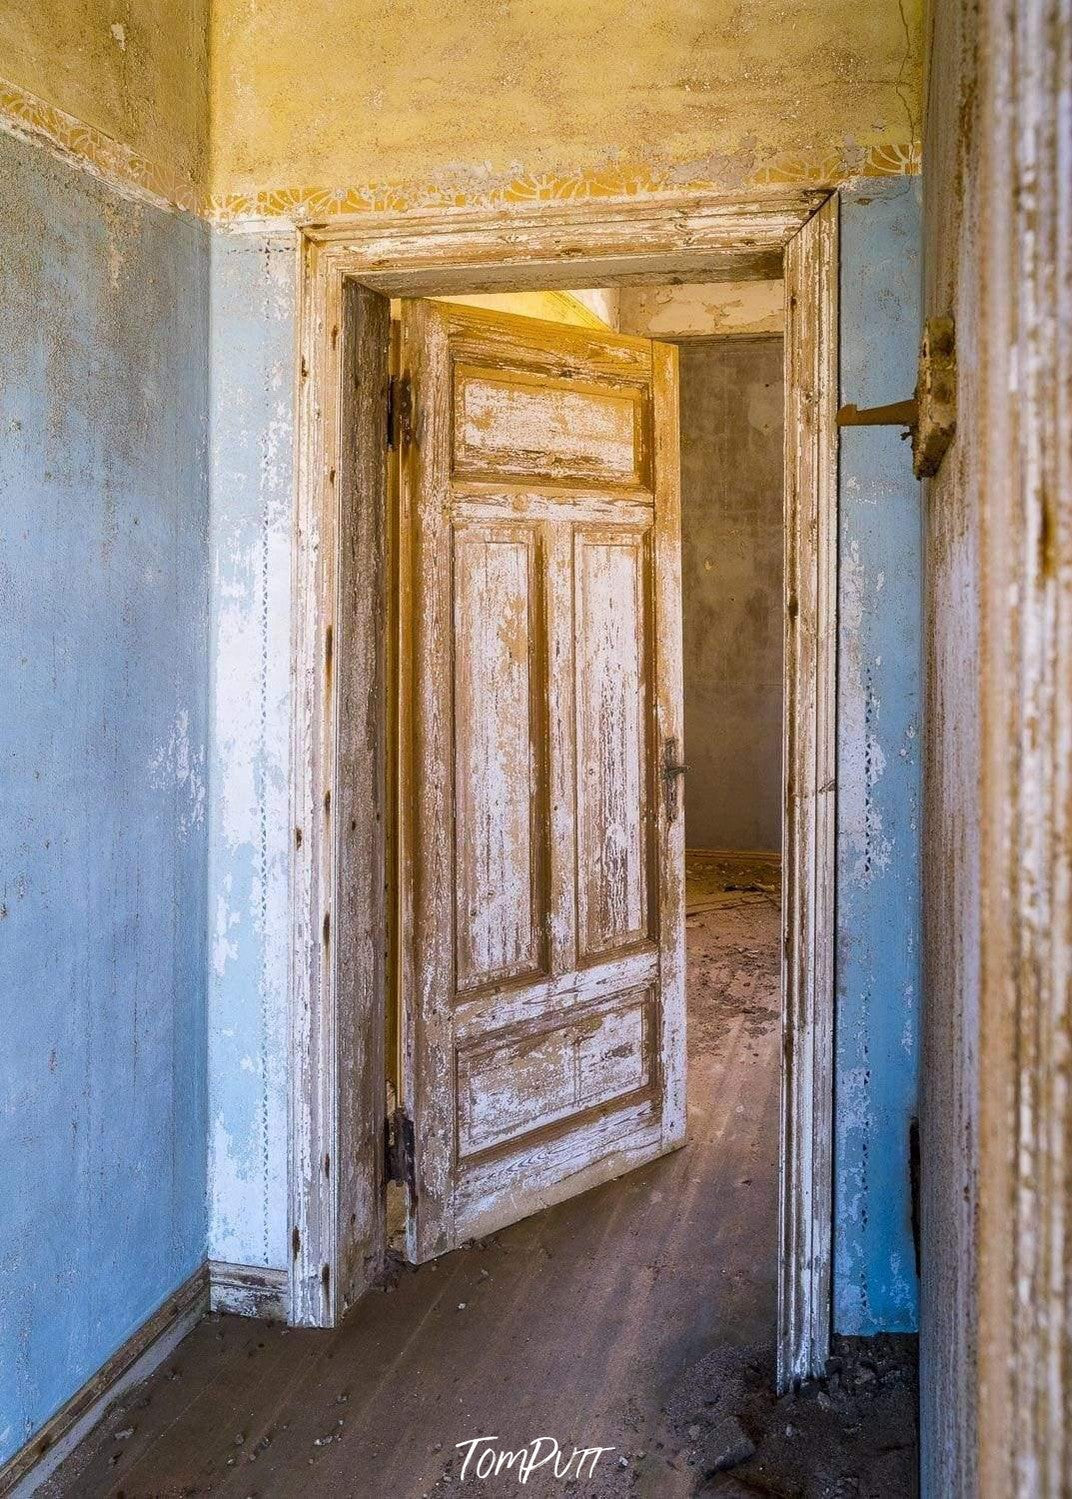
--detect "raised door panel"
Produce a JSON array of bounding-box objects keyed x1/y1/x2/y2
[
  {"x1": 452, "y1": 361, "x2": 651, "y2": 489},
  {"x1": 574, "y1": 528, "x2": 654, "y2": 962},
  {"x1": 452, "y1": 523, "x2": 546, "y2": 993},
  {"x1": 456, "y1": 988, "x2": 656, "y2": 1162}
]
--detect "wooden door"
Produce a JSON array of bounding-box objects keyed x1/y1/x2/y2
[{"x1": 394, "y1": 299, "x2": 685, "y2": 1261}]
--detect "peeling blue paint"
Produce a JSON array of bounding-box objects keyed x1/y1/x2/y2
[
  {"x1": 834, "y1": 178, "x2": 923, "y2": 1333},
  {"x1": 0, "y1": 133, "x2": 209, "y2": 1463},
  {"x1": 206, "y1": 232, "x2": 294, "y2": 1270}
]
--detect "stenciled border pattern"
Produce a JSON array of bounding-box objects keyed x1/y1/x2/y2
[
  {"x1": 0, "y1": 72, "x2": 921, "y2": 225},
  {"x1": 208, "y1": 143, "x2": 921, "y2": 224},
  {"x1": 0, "y1": 76, "x2": 201, "y2": 213}
]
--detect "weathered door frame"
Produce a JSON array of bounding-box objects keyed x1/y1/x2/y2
[
  {"x1": 972, "y1": 0, "x2": 1072, "y2": 1491},
  {"x1": 288, "y1": 188, "x2": 840, "y2": 1390}
]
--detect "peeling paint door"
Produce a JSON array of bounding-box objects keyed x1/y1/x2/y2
[{"x1": 394, "y1": 299, "x2": 685, "y2": 1261}]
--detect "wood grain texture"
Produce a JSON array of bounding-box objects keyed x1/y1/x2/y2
[
  {"x1": 208, "y1": 1261, "x2": 289, "y2": 1321},
  {"x1": 304, "y1": 190, "x2": 820, "y2": 296},
  {"x1": 335, "y1": 282, "x2": 391, "y2": 1313},
  {"x1": 574, "y1": 529, "x2": 652, "y2": 960},
  {"x1": 396, "y1": 300, "x2": 685, "y2": 1260},
  {"x1": 289, "y1": 235, "x2": 339, "y2": 1329},
  {"x1": 452, "y1": 525, "x2": 545, "y2": 992},
  {"x1": 289, "y1": 255, "x2": 391, "y2": 1326},
  {"x1": 777, "y1": 193, "x2": 838, "y2": 1390},
  {"x1": 973, "y1": 0, "x2": 1072, "y2": 1492}
]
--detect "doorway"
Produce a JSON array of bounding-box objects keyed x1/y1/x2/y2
[
  {"x1": 287, "y1": 190, "x2": 838, "y2": 1393},
  {"x1": 670, "y1": 330, "x2": 785, "y2": 1365}
]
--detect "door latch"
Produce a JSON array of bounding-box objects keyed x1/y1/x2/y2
[{"x1": 662, "y1": 738, "x2": 688, "y2": 823}]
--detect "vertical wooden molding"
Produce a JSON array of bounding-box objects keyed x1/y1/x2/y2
[
  {"x1": 289, "y1": 236, "x2": 339, "y2": 1328},
  {"x1": 778, "y1": 192, "x2": 839, "y2": 1390},
  {"x1": 290, "y1": 245, "x2": 392, "y2": 1327},
  {"x1": 977, "y1": 0, "x2": 1072, "y2": 1492},
  {"x1": 336, "y1": 282, "x2": 391, "y2": 1311}
]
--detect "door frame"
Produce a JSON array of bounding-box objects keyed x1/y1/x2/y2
[{"x1": 287, "y1": 187, "x2": 840, "y2": 1390}]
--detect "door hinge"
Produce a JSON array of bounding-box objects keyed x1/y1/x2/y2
[
  {"x1": 384, "y1": 1106, "x2": 415, "y2": 1188},
  {"x1": 386, "y1": 374, "x2": 414, "y2": 450}
]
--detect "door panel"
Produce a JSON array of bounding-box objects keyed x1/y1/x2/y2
[
  {"x1": 574, "y1": 529, "x2": 653, "y2": 961},
  {"x1": 452, "y1": 523, "x2": 546, "y2": 993},
  {"x1": 457, "y1": 988, "x2": 655, "y2": 1162},
  {"x1": 396, "y1": 299, "x2": 684, "y2": 1261},
  {"x1": 453, "y1": 365, "x2": 648, "y2": 485}
]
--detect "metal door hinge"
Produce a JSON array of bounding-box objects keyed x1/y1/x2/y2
[
  {"x1": 387, "y1": 375, "x2": 414, "y2": 450},
  {"x1": 384, "y1": 1106, "x2": 415, "y2": 1187},
  {"x1": 835, "y1": 314, "x2": 957, "y2": 479}
]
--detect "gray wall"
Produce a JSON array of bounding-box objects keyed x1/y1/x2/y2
[{"x1": 678, "y1": 336, "x2": 784, "y2": 853}]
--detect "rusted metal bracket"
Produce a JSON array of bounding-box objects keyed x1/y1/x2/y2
[
  {"x1": 837, "y1": 397, "x2": 918, "y2": 428},
  {"x1": 835, "y1": 315, "x2": 957, "y2": 479}
]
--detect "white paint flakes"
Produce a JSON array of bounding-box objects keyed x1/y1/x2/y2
[
  {"x1": 865, "y1": 734, "x2": 888, "y2": 788},
  {"x1": 149, "y1": 708, "x2": 206, "y2": 834},
  {"x1": 213, "y1": 885, "x2": 240, "y2": 978}
]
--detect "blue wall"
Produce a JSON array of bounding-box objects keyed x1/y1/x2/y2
[
  {"x1": 206, "y1": 232, "x2": 293, "y2": 1270},
  {"x1": 834, "y1": 179, "x2": 923, "y2": 1333},
  {"x1": 0, "y1": 134, "x2": 209, "y2": 1462}
]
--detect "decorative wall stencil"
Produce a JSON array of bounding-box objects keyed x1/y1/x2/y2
[
  {"x1": 205, "y1": 146, "x2": 922, "y2": 226},
  {"x1": 0, "y1": 76, "x2": 201, "y2": 214}
]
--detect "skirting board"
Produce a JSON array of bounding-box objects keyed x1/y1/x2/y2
[
  {"x1": 208, "y1": 1260, "x2": 289, "y2": 1321},
  {"x1": 0, "y1": 1264, "x2": 208, "y2": 1497}
]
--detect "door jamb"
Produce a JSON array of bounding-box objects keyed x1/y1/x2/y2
[{"x1": 288, "y1": 188, "x2": 840, "y2": 1391}]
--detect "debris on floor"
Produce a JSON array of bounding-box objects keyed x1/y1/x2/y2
[
  {"x1": 664, "y1": 1335, "x2": 918, "y2": 1499},
  {"x1": 685, "y1": 849, "x2": 782, "y2": 914}
]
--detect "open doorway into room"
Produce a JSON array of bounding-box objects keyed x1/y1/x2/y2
[{"x1": 379, "y1": 285, "x2": 786, "y2": 1384}]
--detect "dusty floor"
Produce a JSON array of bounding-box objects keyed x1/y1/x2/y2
[{"x1": 46, "y1": 855, "x2": 916, "y2": 1498}]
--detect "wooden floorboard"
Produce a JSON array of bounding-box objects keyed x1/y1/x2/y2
[{"x1": 45, "y1": 887, "x2": 781, "y2": 1499}]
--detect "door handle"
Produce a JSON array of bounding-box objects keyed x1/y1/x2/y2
[{"x1": 662, "y1": 737, "x2": 688, "y2": 823}]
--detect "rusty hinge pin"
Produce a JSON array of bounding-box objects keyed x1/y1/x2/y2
[
  {"x1": 387, "y1": 375, "x2": 413, "y2": 450},
  {"x1": 384, "y1": 1106, "x2": 416, "y2": 1188}
]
